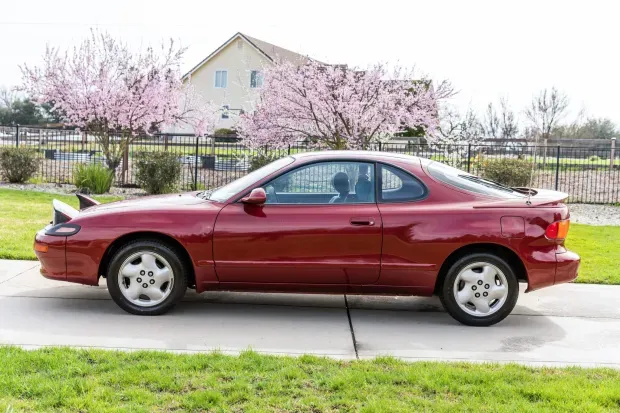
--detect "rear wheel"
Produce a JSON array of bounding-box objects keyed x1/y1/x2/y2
[
  {"x1": 439, "y1": 253, "x2": 518, "y2": 326},
  {"x1": 107, "y1": 240, "x2": 188, "y2": 315}
]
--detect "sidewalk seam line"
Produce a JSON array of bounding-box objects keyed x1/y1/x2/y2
[
  {"x1": 0, "y1": 263, "x2": 39, "y2": 286},
  {"x1": 344, "y1": 294, "x2": 359, "y2": 360}
]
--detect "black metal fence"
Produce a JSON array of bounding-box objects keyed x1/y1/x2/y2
[{"x1": 1, "y1": 125, "x2": 618, "y2": 204}]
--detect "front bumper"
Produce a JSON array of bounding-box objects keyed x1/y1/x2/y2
[{"x1": 34, "y1": 227, "x2": 67, "y2": 281}]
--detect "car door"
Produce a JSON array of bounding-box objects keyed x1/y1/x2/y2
[
  {"x1": 212, "y1": 161, "x2": 382, "y2": 285},
  {"x1": 373, "y1": 162, "x2": 437, "y2": 290}
]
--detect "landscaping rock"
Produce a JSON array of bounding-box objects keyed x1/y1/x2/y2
[{"x1": 568, "y1": 204, "x2": 620, "y2": 226}]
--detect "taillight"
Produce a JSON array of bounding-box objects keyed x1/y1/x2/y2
[{"x1": 545, "y1": 220, "x2": 570, "y2": 240}]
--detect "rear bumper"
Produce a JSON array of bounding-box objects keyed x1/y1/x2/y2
[
  {"x1": 555, "y1": 250, "x2": 580, "y2": 284},
  {"x1": 524, "y1": 247, "x2": 580, "y2": 292}
]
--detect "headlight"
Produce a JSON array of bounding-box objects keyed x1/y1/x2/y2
[{"x1": 45, "y1": 223, "x2": 81, "y2": 236}]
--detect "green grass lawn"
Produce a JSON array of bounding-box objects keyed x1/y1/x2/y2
[
  {"x1": 0, "y1": 188, "x2": 618, "y2": 284},
  {"x1": 565, "y1": 224, "x2": 619, "y2": 284},
  {"x1": 0, "y1": 347, "x2": 618, "y2": 412},
  {"x1": 0, "y1": 189, "x2": 120, "y2": 260}
]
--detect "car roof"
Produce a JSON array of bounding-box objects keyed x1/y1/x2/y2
[{"x1": 291, "y1": 150, "x2": 424, "y2": 164}]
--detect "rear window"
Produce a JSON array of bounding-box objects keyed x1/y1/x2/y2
[{"x1": 426, "y1": 161, "x2": 526, "y2": 199}]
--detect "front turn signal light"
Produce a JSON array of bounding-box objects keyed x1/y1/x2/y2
[
  {"x1": 34, "y1": 242, "x2": 48, "y2": 253},
  {"x1": 545, "y1": 219, "x2": 570, "y2": 240}
]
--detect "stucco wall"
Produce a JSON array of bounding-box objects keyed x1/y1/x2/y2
[{"x1": 167, "y1": 37, "x2": 273, "y2": 133}]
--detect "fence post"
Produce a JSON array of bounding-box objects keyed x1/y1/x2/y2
[
  {"x1": 611, "y1": 138, "x2": 616, "y2": 170},
  {"x1": 378, "y1": 141, "x2": 382, "y2": 152},
  {"x1": 193, "y1": 136, "x2": 199, "y2": 191},
  {"x1": 121, "y1": 145, "x2": 129, "y2": 185},
  {"x1": 15, "y1": 124, "x2": 19, "y2": 147},
  {"x1": 542, "y1": 139, "x2": 548, "y2": 168},
  {"x1": 288, "y1": 144, "x2": 291, "y2": 156},
  {"x1": 164, "y1": 135, "x2": 169, "y2": 152},
  {"x1": 554, "y1": 145, "x2": 561, "y2": 191},
  {"x1": 466, "y1": 143, "x2": 472, "y2": 173}
]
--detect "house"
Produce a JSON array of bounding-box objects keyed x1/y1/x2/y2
[{"x1": 172, "y1": 32, "x2": 320, "y2": 133}]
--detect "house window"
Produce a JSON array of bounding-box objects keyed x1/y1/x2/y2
[
  {"x1": 221, "y1": 105, "x2": 229, "y2": 119},
  {"x1": 215, "y1": 70, "x2": 228, "y2": 88},
  {"x1": 250, "y1": 70, "x2": 263, "y2": 88}
]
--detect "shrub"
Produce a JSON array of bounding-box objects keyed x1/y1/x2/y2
[
  {"x1": 249, "y1": 151, "x2": 281, "y2": 172},
  {"x1": 135, "y1": 152, "x2": 181, "y2": 194},
  {"x1": 213, "y1": 128, "x2": 236, "y2": 136},
  {"x1": 0, "y1": 147, "x2": 40, "y2": 183},
  {"x1": 589, "y1": 155, "x2": 600, "y2": 162},
  {"x1": 482, "y1": 158, "x2": 532, "y2": 187},
  {"x1": 73, "y1": 163, "x2": 114, "y2": 194}
]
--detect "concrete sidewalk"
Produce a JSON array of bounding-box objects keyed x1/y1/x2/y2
[{"x1": 1, "y1": 260, "x2": 619, "y2": 367}]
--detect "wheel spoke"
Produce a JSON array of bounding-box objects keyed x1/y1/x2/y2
[
  {"x1": 459, "y1": 269, "x2": 480, "y2": 283},
  {"x1": 488, "y1": 284, "x2": 507, "y2": 300},
  {"x1": 154, "y1": 267, "x2": 172, "y2": 285},
  {"x1": 456, "y1": 288, "x2": 473, "y2": 305},
  {"x1": 473, "y1": 298, "x2": 491, "y2": 314},
  {"x1": 121, "y1": 263, "x2": 140, "y2": 278},
  {"x1": 141, "y1": 253, "x2": 158, "y2": 271},
  {"x1": 124, "y1": 280, "x2": 142, "y2": 300},
  {"x1": 145, "y1": 287, "x2": 164, "y2": 302},
  {"x1": 481, "y1": 265, "x2": 497, "y2": 285}
]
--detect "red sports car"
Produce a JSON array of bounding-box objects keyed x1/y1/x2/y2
[{"x1": 34, "y1": 151, "x2": 579, "y2": 326}]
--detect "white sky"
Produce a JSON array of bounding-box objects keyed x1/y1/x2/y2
[{"x1": 1, "y1": 0, "x2": 618, "y2": 124}]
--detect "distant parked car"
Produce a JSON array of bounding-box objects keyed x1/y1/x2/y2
[{"x1": 34, "y1": 151, "x2": 579, "y2": 326}]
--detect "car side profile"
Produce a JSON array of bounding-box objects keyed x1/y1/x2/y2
[{"x1": 34, "y1": 151, "x2": 580, "y2": 326}]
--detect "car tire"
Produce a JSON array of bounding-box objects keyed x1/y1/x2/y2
[
  {"x1": 439, "y1": 253, "x2": 519, "y2": 326},
  {"x1": 106, "y1": 240, "x2": 188, "y2": 315}
]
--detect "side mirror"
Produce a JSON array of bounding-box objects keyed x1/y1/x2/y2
[{"x1": 241, "y1": 188, "x2": 267, "y2": 205}]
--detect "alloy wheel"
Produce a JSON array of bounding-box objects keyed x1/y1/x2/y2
[
  {"x1": 117, "y1": 251, "x2": 175, "y2": 307},
  {"x1": 452, "y1": 262, "x2": 509, "y2": 317}
]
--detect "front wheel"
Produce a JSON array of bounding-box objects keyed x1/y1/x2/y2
[
  {"x1": 439, "y1": 253, "x2": 519, "y2": 326},
  {"x1": 107, "y1": 240, "x2": 188, "y2": 315}
]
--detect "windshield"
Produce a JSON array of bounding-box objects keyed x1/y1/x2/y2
[
  {"x1": 208, "y1": 156, "x2": 295, "y2": 202},
  {"x1": 426, "y1": 161, "x2": 526, "y2": 199}
]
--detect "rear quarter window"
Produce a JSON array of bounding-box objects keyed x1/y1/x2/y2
[
  {"x1": 379, "y1": 164, "x2": 427, "y2": 202},
  {"x1": 426, "y1": 161, "x2": 525, "y2": 199}
]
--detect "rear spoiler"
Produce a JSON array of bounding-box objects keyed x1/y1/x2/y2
[
  {"x1": 473, "y1": 189, "x2": 569, "y2": 209},
  {"x1": 52, "y1": 199, "x2": 79, "y2": 225},
  {"x1": 76, "y1": 193, "x2": 101, "y2": 210}
]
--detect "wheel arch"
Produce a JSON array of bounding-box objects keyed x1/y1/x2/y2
[
  {"x1": 434, "y1": 243, "x2": 528, "y2": 294},
  {"x1": 98, "y1": 231, "x2": 196, "y2": 288}
]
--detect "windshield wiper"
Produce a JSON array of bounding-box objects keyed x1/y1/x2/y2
[{"x1": 196, "y1": 190, "x2": 213, "y2": 200}]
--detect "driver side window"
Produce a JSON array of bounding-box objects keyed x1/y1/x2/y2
[{"x1": 263, "y1": 161, "x2": 375, "y2": 204}]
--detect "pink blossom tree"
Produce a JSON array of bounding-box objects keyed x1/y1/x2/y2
[
  {"x1": 21, "y1": 31, "x2": 219, "y2": 170},
  {"x1": 238, "y1": 60, "x2": 453, "y2": 150}
]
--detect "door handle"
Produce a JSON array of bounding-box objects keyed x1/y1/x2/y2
[{"x1": 350, "y1": 217, "x2": 375, "y2": 226}]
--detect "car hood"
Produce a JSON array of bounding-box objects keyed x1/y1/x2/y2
[{"x1": 79, "y1": 192, "x2": 217, "y2": 216}]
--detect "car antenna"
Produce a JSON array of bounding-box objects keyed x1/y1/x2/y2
[{"x1": 526, "y1": 131, "x2": 540, "y2": 206}]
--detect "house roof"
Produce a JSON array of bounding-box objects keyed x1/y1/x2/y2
[{"x1": 182, "y1": 32, "x2": 319, "y2": 80}]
